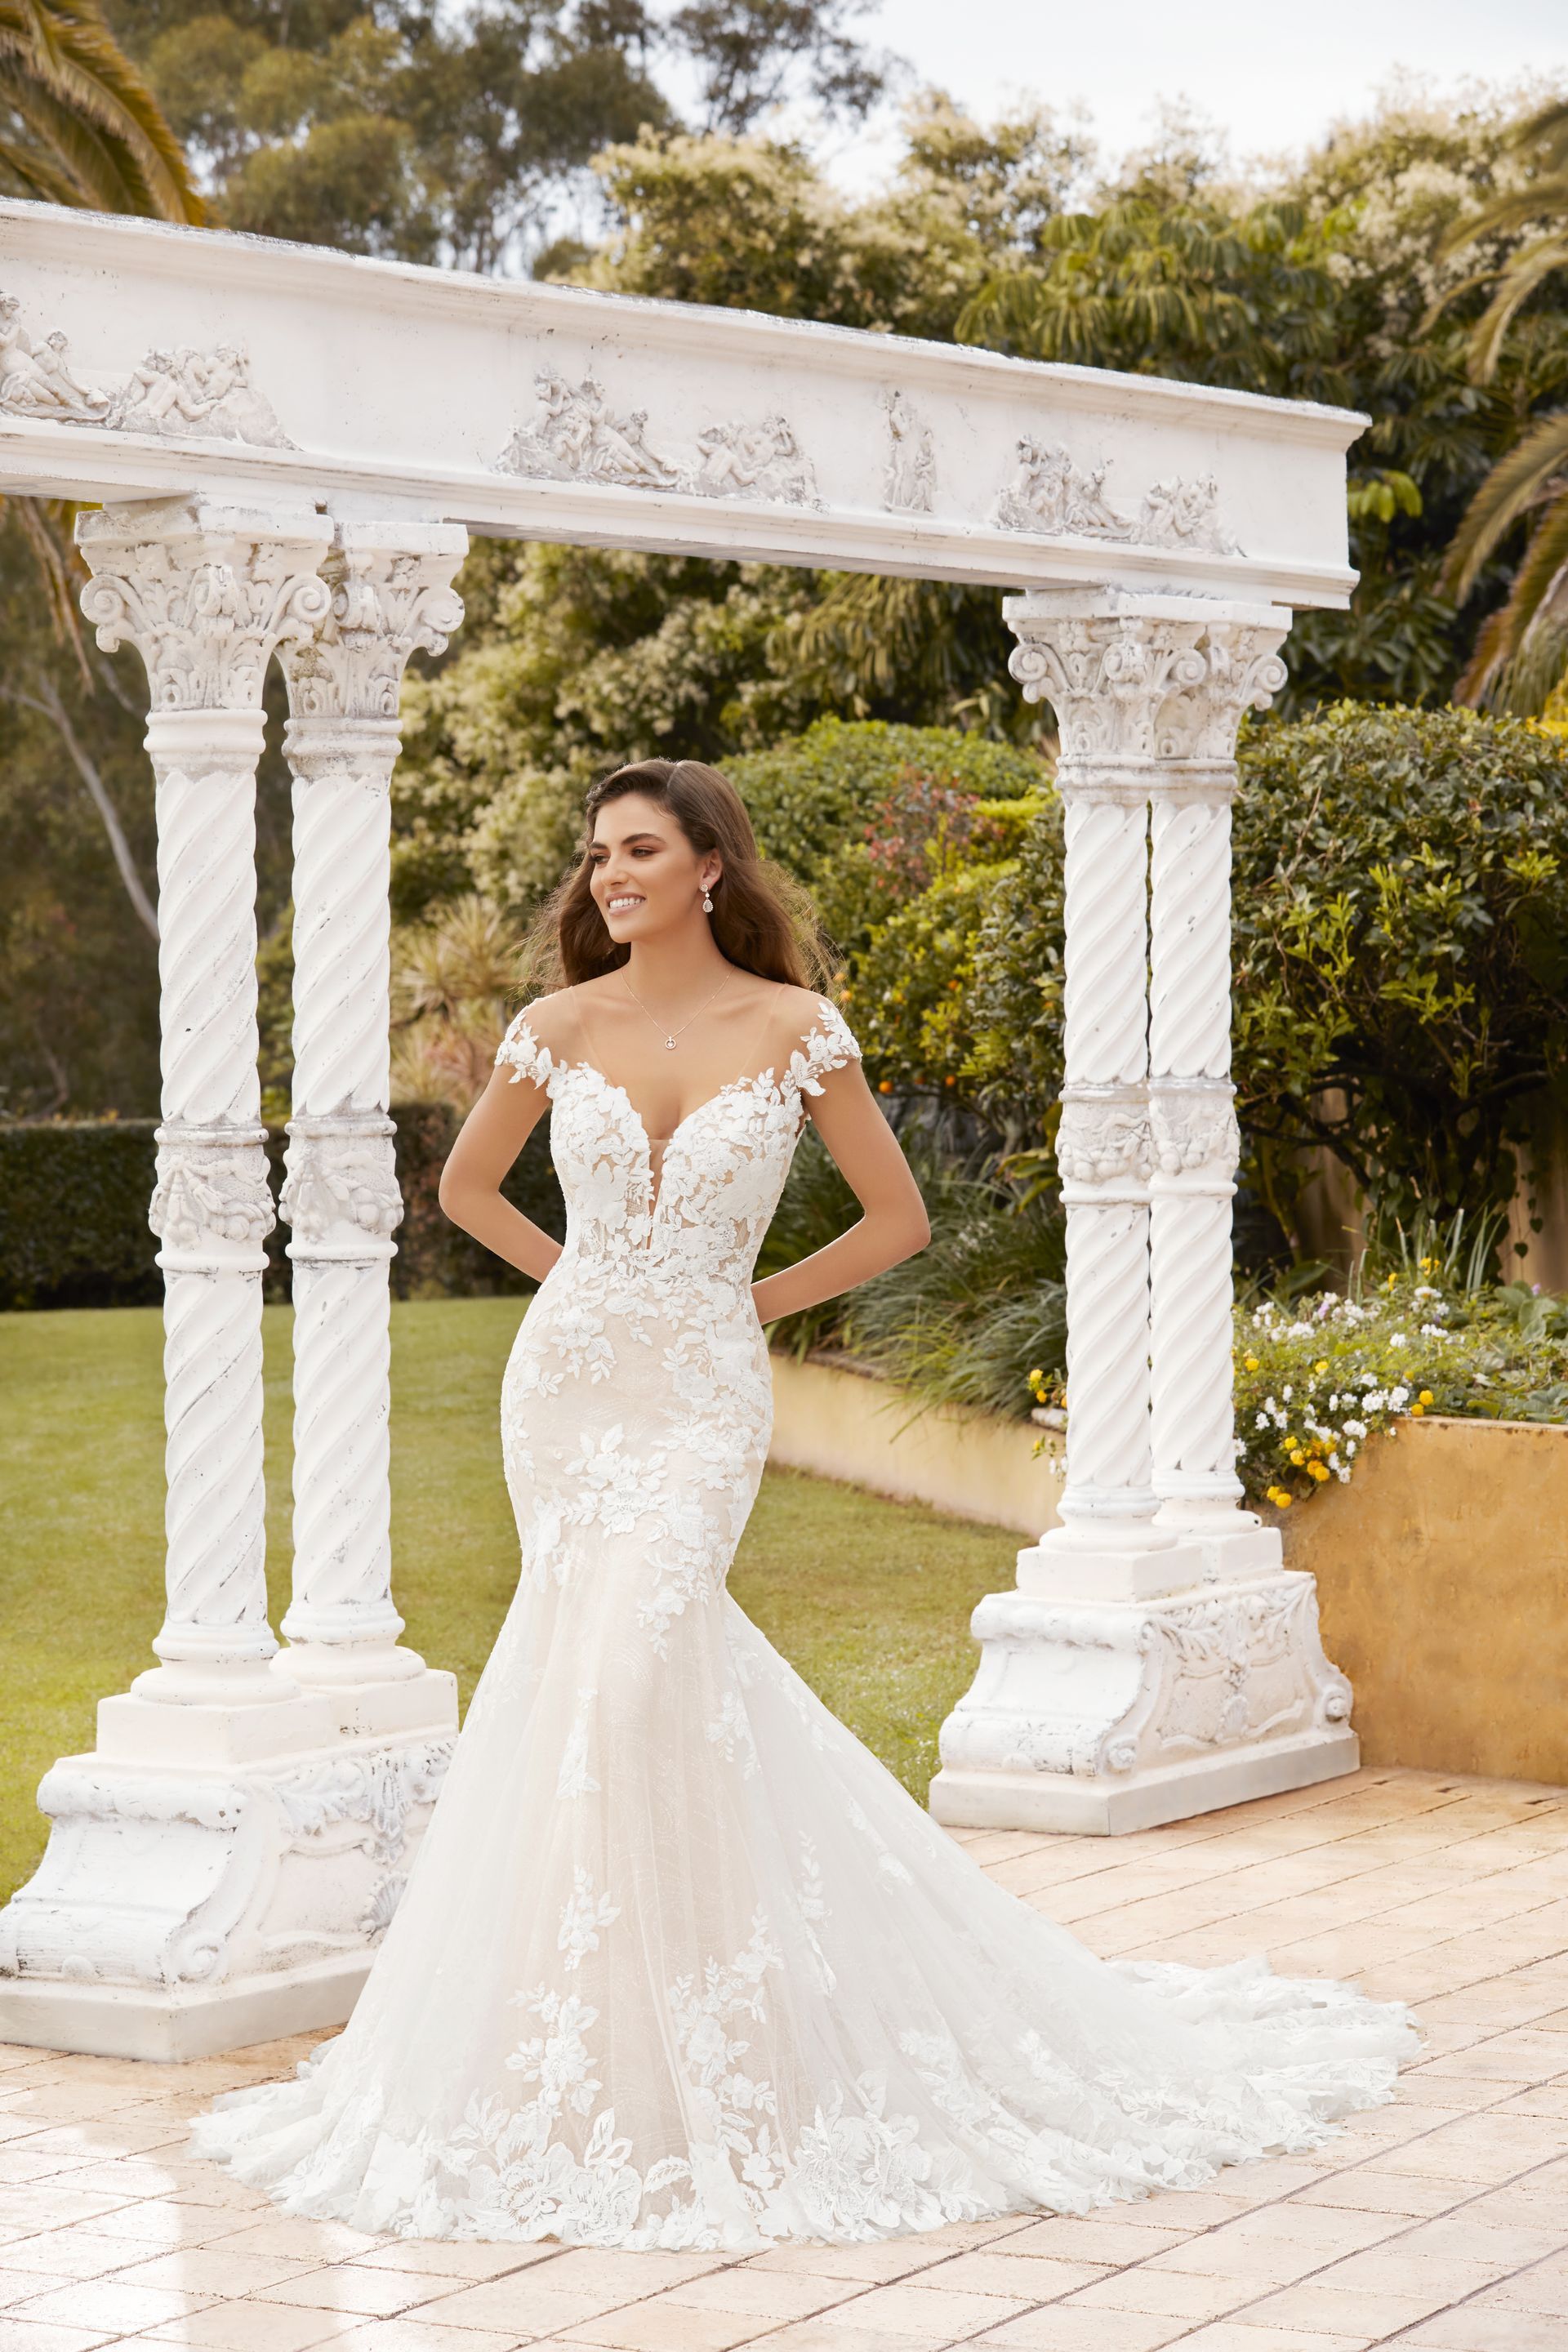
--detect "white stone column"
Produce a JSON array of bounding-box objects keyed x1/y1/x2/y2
[
  {"x1": 84, "y1": 498, "x2": 332, "y2": 1709},
  {"x1": 0, "y1": 501, "x2": 457, "y2": 2060},
  {"x1": 275, "y1": 523, "x2": 466, "y2": 1721},
  {"x1": 1148, "y1": 615, "x2": 1290, "y2": 1576},
  {"x1": 1006, "y1": 600, "x2": 1208, "y2": 1594},
  {"x1": 930, "y1": 590, "x2": 1356, "y2": 1836}
]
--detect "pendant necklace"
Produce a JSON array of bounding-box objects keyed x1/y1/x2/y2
[{"x1": 622, "y1": 970, "x2": 729, "y2": 1051}]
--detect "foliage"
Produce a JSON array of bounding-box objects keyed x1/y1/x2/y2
[
  {"x1": 0, "y1": 1120, "x2": 162, "y2": 1307},
  {"x1": 960, "y1": 190, "x2": 1348, "y2": 399},
  {"x1": 1232, "y1": 1263, "x2": 1568, "y2": 1511},
  {"x1": 841, "y1": 1160, "x2": 1065, "y2": 1421},
  {"x1": 107, "y1": 0, "x2": 891, "y2": 269},
  {"x1": 0, "y1": 1107, "x2": 564, "y2": 1308},
  {"x1": 975, "y1": 704, "x2": 1568, "y2": 1239},
  {"x1": 1, "y1": 0, "x2": 201, "y2": 217},
  {"x1": 581, "y1": 92, "x2": 1089, "y2": 334},
  {"x1": 1229, "y1": 703, "x2": 1568, "y2": 1236},
  {"x1": 1435, "y1": 104, "x2": 1568, "y2": 712}
]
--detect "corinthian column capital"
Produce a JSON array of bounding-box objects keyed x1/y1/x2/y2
[
  {"x1": 77, "y1": 498, "x2": 331, "y2": 710},
  {"x1": 1004, "y1": 590, "x2": 1290, "y2": 787},
  {"x1": 278, "y1": 521, "x2": 466, "y2": 732}
]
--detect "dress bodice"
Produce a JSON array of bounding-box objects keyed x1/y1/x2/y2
[{"x1": 495, "y1": 996, "x2": 861, "y2": 1289}]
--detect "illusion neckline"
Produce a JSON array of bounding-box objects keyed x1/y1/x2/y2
[{"x1": 506, "y1": 1008, "x2": 840, "y2": 1218}]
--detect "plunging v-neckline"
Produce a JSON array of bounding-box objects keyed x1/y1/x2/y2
[
  {"x1": 574, "y1": 1060, "x2": 780, "y2": 1214},
  {"x1": 506, "y1": 1012, "x2": 807, "y2": 1219}
]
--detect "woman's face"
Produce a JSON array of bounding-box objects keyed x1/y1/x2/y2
[{"x1": 587, "y1": 792, "x2": 719, "y2": 947}]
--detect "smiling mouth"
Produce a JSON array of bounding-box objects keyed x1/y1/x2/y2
[{"x1": 605, "y1": 894, "x2": 644, "y2": 914}]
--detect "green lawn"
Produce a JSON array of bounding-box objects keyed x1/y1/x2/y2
[{"x1": 0, "y1": 1300, "x2": 1018, "y2": 1903}]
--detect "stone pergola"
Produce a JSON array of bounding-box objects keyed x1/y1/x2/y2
[{"x1": 0, "y1": 199, "x2": 1361, "y2": 2060}]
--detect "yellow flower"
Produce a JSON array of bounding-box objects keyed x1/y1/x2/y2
[
  {"x1": 1410, "y1": 1402, "x2": 1424, "y2": 1416},
  {"x1": 1308, "y1": 1460, "x2": 1330, "y2": 1482},
  {"x1": 1314, "y1": 1359, "x2": 1329, "y2": 1374},
  {"x1": 1419, "y1": 1389, "x2": 1433, "y2": 1406},
  {"x1": 1243, "y1": 1353, "x2": 1259, "y2": 1371}
]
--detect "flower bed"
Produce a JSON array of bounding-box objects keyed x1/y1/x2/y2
[{"x1": 1234, "y1": 1265, "x2": 1568, "y2": 1511}]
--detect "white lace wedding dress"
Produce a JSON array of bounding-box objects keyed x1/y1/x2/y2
[{"x1": 193, "y1": 997, "x2": 1419, "y2": 2249}]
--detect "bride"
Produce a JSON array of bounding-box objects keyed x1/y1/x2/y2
[{"x1": 193, "y1": 756, "x2": 1418, "y2": 2248}]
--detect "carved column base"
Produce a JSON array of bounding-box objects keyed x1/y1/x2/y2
[
  {"x1": 929, "y1": 1566, "x2": 1357, "y2": 1836},
  {"x1": 0, "y1": 1715, "x2": 457, "y2": 2060}
]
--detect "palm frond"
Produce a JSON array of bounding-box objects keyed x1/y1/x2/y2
[
  {"x1": 0, "y1": 0, "x2": 201, "y2": 222},
  {"x1": 1442, "y1": 408, "x2": 1568, "y2": 604}
]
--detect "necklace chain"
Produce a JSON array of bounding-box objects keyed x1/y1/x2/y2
[{"x1": 621, "y1": 969, "x2": 729, "y2": 1050}]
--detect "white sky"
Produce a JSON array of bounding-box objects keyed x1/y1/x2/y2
[{"x1": 818, "y1": 0, "x2": 1567, "y2": 188}]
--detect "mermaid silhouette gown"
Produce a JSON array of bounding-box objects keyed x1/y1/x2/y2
[{"x1": 192, "y1": 999, "x2": 1418, "y2": 2248}]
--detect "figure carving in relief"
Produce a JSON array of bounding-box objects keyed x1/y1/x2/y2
[
  {"x1": 881, "y1": 390, "x2": 936, "y2": 512},
  {"x1": 0, "y1": 296, "x2": 110, "y2": 422},
  {"x1": 691, "y1": 412, "x2": 819, "y2": 506},
  {"x1": 995, "y1": 439, "x2": 1244, "y2": 556},
  {"x1": 995, "y1": 439, "x2": 1132, "y2": 537},
  {"x1": 1138, "y1": 472, "x2": 1241, "y2": 555},
  {"x1": 113, "y1": 343, "x2": 294, "y2": 447},
  {"x1": 500, "y1": 368, "x2": 681, "y2": 488}
]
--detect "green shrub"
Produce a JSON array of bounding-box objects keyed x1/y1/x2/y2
[
  {"x1": 0, "y1": 1112, "x2": 565, "y2": 1310},
  {"x1": 976, "y1": 705, "x2": 1568, "y2": 1241},
  {"x1": 0, "y1": 1122, "x2": 163, "y2": 1309},
  {"x1": 728, "y1": 717, "x2": 1043, "y2": 904}
]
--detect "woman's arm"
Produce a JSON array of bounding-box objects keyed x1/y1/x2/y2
[
  {"x1": 751, "y1": 1058, "x2": 930, "y2": 1325},
  {"x1": 438, "y1": 1062, "x2": 562, "y2": 1282}
]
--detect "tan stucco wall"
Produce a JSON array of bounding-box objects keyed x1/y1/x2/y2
[
  {"x1": 1276, "y1": 1415, "x2": 1568, "y2": 1786},
  {"x1": 768, "y1": 1352, "x2": 1062, "y2": 1538}
]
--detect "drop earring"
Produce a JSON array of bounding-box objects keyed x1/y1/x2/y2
[{"x1": 702, "y1": 888, "x2": 714, "y2": 913}]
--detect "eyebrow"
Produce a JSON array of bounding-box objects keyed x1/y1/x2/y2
[{"x1": 590, "y1": 831, "x2": 666, "y2": 849}]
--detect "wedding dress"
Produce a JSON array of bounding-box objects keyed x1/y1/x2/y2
[{"x1": 193, "y1": 996, "x2": 1419, "y2": 2250}]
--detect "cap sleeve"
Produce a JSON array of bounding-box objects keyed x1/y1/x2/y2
[
  {"x1": 495, "y1": 1010, "x2": 556, "y2": 1093},
  {"x1": 788, "y1": 999, "x2": 862, "y2": 1098}
]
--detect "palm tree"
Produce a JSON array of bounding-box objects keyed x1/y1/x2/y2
[
  {"x1": 1439, "y1": 101, "x2": 1568, "y2": 711},
  {"x1": 0, "y1": 0, "x2": 201, "y2": 220}
]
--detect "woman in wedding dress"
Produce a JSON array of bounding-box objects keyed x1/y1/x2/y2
[{"x1": 194, "y1": 757, "x2": 1419, "y2": 2249}]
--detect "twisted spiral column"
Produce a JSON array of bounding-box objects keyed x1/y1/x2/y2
[
  {"x1": 277, "y1": 522, "x2": 466, "y2": 1684},
  {"x1": 1147, "y1": 615, "x2": 1291, "y2": 1528},
  {"x1": 1006, "y1": 596, "x2": 1207, "y2": 1555},
  {"x1": 76, "y1": 499, "x2": 332, "y2": 1703}
]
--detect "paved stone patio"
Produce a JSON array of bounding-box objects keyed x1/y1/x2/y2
[{"x1": 2, "y1": 1765, "x2": 1567, "y2": 2352}]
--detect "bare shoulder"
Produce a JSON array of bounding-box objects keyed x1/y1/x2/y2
[
  {"x1": 508, "y1": 987, "x2": 578, "y2": 1054},
  {"x1": 773, "y1": 981, "x2": 835, "y2": 1040}
]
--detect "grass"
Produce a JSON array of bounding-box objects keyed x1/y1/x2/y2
[{"x1": 0, "y1": 1300, "x2": 1018, "y2": 1903}]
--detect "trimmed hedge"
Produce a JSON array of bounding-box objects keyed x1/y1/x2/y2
[{"x1": 0, "y1": 1111, "x2": 564, "y2": 1311}]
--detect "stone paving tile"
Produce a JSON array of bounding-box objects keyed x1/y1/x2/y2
[
  {"x1": 969, "y1": 2313, "x2": 1190, "y2": 2351},
  {"x1": 2, "y1": 1769, "x2": 1568, "y2": 2352},
  {"x1": 136, "y1": 2302, "x2": 363, "y2": 2349}
]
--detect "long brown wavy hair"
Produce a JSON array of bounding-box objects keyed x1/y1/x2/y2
[{"x1": 521, "y1": 759, "x2": 832, "y2": 992}]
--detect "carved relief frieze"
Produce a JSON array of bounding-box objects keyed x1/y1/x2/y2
[
  {"x1": 498, "y1": 368, "x2": 822, "y2": 507},
  {"x1": 995, "y1": 438, "x2": 1242, "y2": 557},
  {"x1": 1148, "y1": 1089, "x2": 1241, "y2": 1178},
  {"x1": 149, "y1": 1134, "x2": 274, "y2": 1252},
  {"x1": 881, "y1": 389, "x2": 936, "y2": 512},
  {"x1": 691, "y1": 412, "x2": 818, "y2": 506},
  {"x1": 1055, "y1": 1096, "x2": 1152, "y2": 1187},
  {"x1": 274, "y1": 1738, "x2": 454, "y2": 1864},
  {"x1": 0, "y1": 294, "x2": 292, "y2": 446},
  {"x1": 280, "y1": 1129, "x2": 403, "y2": 1245}
]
